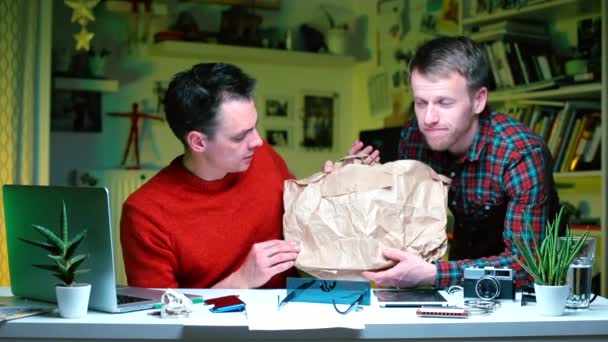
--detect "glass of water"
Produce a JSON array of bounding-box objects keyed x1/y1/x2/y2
[{"x1": 560, "y1": 237, "x2": 596, "y2": 310}]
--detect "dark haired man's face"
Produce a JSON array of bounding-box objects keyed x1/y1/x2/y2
[
  {"x1": 202, "y1": 98, "x2": 263, "y2": 178},
  {"x1": 411, "y1": 70, "x2": 486, "y2": 155}
]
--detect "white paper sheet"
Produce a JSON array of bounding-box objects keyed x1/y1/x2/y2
[{"x1": 246, "y1": 291, "x2": 365, "y2": 330}]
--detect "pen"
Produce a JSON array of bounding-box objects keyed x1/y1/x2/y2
[
  {"x1": 153, "y1": 297, "x2": 205, "y2": 310},
  {"x1": 381, "y1": 303, "x2": 448, "y2": 308}
]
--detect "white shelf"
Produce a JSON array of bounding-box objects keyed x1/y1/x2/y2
[
  {"x1": 104, "y1": 0, "x2": 168, "y2": 15},
  {"x1": 147, "y1": 41, "x2": 356, "y2": 67},
  {"x1": 554, "y1": 170, "x2": 602, "y2": 179},
  {"x1": 462, "y1": 0, "x2": 598, "y2": 27},
  {"x1": 54, "y1": 77, "x2": 119, "y2": 92},
  {"x1": 489, "y1": 82, "x2": 602, "y2": 102}
]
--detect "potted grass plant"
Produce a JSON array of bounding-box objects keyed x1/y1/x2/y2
[
  {"x1": 20, "y1": 200, "x2": 91, "y2": 318},
  {"x1": 513, "y1": 206, "x2": 589, "y2": 316}
]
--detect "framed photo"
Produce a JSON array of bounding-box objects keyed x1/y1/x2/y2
[
  {"x1": 265, "y1": 127, "x2": 292, "y2": 149},
  {"x1": 301, "y1": 92, "x2": 337, "y2": 150},
  {"x1": 262, "y1": 95, "x2": 293, "y2": 120},
  {"x1": 51, "y1": 89, "x2": 102, "y2": 132}
]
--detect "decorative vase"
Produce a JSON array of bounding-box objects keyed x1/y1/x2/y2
[
  {"x1": 534, "y1": 283, "x2": 569, "y2": 316},
  {"x1": 89, "y1": 55, "x2": 106, "y2": 78},
  {"x1": 326, "y1": 28, "x2": 347, "y2": 55},
  {"x1": 55, "y1": 283, "x2": 91, "y2": 318}
]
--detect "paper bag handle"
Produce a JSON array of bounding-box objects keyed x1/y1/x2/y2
[{"x1": 333, "y1": 152, "x2": 371, "y2": 169}]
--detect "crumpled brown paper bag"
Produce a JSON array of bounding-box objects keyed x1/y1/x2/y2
[{"x1": 283, "y1": 157, "x2": 451, "y2": 280}]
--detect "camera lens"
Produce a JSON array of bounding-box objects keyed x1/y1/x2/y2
[{"x1": 475, "y1": 276, "x2": 501, "y2": 300}]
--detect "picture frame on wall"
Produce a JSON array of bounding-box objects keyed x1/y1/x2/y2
[
  {"x1": 262, "y1": 95, "x2": 293, "y2": 120},
  {"x1": 51, "y1": 89, "x2": 102, "y2": 132},
  {"x1": 301, "y1": 92, "x2": 337, "y2": 150},
  {"x1": 265, "y1": 126, "x2": 292, "y2": 149}
]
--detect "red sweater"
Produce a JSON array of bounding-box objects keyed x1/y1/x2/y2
[{"x1": 120, "y1": 143, "x2": 296, "y2": 288}]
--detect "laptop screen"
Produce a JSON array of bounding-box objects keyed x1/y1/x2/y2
[{"x1": 2, "y1": 185, "x2": 121, "y2": 312}]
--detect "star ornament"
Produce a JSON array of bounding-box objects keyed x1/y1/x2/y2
[
  {"x1": 74, "y1": 26, "x2": 95, "y2": 51},
  {"x1": 64, "y1": 0, "x2": 100, "y2": 25}
]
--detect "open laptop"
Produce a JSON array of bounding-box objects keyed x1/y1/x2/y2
[{"x1": 2, "y1": 184, "x2": 165, "y2": 313}]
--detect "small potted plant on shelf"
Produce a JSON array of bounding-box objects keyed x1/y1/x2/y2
[
  {"x1": 20, "y1": 201, "x2": 91, "y2": 318},
  {"x1": 321, "y1": 6, "x2": 348, "y2": 55},
  {"x1": 512, "y1": 206, "x2": 589, "y2": 316},
  {"x1": 88, "y1": 47, "x2": 111, "y2": 78}
]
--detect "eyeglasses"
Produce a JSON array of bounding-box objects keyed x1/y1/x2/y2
[{"x1": 278, "y1": 278, "x2": 370, "y2": 315}]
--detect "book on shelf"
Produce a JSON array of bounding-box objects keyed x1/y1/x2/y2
[
  {"x1": 470, "y1": 29, "x2": 549, "y2": 44},
  {"x1": 546, "y1": 103, "x2": 572, "y2": 160},
  {"x1": 484, "y1": 44, "x2": 502, "y2": 89},
  {"x1": 512, "y1": 41, "x2": 530, "y2": 84},
  {"x1": 491, "y1": 40, "x2": 516, "y2": 87},
  {"x1": 553, "y1": 107, "x2": 578, "y2": 172},
  {"x1": 478, "y1": 20, "x2": 548, "y2": 36},
  {"x1": 469, "y1": 0, "x2": 543, "y2": 17},
  {"x1": 566, "y1": 112, "x2": 601, "y2": 172},
  {"x1": 560, "y1": 116, "x2": 585, "y2": 172},
  {"x1": 472, "y1": 19, "x2": 548, "y2": 43}
]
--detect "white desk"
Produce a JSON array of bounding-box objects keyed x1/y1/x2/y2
[{"x1": 0, "y1": 288, "x2": 607, "y2": 341}]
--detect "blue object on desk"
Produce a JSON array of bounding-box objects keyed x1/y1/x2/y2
[
  {"x1": 206, "y1": 295, "x2": 246, "y2": 313},
  {"x1": 282, "y1": 278, "x2": 371, "y2": 314}
]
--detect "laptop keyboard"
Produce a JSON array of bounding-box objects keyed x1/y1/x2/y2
[{"x1": 117, "y1": 294, "x2": 150, "y2": 305}]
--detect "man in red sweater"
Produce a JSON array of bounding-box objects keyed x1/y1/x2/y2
[
  {"x1": 121, "y1": 63, "x2": 377, "y2": 289},
  {"x1": 120, "y1": 63, "x2": 299, "y2": 289}
]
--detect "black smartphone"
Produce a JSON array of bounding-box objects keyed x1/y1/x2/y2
[{"x1": 205, "y1": 295, "x2": 246, "y2": 313}]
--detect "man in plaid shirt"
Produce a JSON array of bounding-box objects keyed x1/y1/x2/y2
[{"x1": 361, "y1": 36, "x2": 560, "y2": 290}]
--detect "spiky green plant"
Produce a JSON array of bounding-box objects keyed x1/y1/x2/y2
[
  {"x1": 513, "y1": 206, "x2": 589, "y2": 286},
  {"x1": 19, "y1": 201, "x2": 89, "y2": 286},
  {"x1": 321, "y1": 6, "x2": 336, "y2": 28}
]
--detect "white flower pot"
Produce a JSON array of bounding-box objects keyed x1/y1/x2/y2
[
  {"x1": 56, "y1": 283, "x2": 91, "y2": 318},
  {"x1": 326, "y1": 28, "x2": 347, "y2": 55},
  {"x1": 534, "y1": 283, "x2": 570, "y2": 316}
]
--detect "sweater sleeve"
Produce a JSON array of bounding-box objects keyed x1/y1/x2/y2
[{"x1": 120, "y1": 197, "x2": 179, "y2": 288}]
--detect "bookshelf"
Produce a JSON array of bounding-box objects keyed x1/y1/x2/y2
[{"x1": 460, "y1": 0, "x2": 607, "y2": 296}]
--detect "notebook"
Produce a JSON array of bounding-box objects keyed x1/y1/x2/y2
[{"x1": 2, "y1": 184, "x2": 165, "y2": 313}]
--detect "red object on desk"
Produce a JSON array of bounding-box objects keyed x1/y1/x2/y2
[{"x1": 108, "y1": 102, "x2": 164, "y2": 169}]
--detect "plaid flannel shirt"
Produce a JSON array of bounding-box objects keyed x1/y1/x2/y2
[{"x1": 399, "y1": 110, "x2": 559, "y2": 289}]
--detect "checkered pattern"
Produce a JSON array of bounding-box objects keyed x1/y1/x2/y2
[{"x1": 399, "y1": 110, "x2": 559, "y2": 289}]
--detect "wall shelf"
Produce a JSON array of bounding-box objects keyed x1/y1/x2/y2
[
  {"x1": 489, "y1": 82, "x2": 602, "y2": 102},
  {"x1": 54, "y1": 77, "x2": 119, "y2": 92},
  {"x1": 104, "y1": 0, "x2": 168, "y2": 15},
  {"x1": 554, "y1": 170, "x2": 602, "y2": 179},
  {"x1": 147, "y1": 41, "x2": 356, "y2": 67},
  {"x1": 462, "y1": 0, "x2": 598, "y2": 27}
]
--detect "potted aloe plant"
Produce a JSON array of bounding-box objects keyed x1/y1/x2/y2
[
  {"x1": 513, "y1": 206, "x2": 589, "y2": 316},
  {"x1": 20, "y1": 200, "x2": 91, "y2": 318}
]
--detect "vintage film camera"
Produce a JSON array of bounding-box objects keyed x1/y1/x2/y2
[{"x1": 463, "y1": 266, "x2": 516, "y2": 300}]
